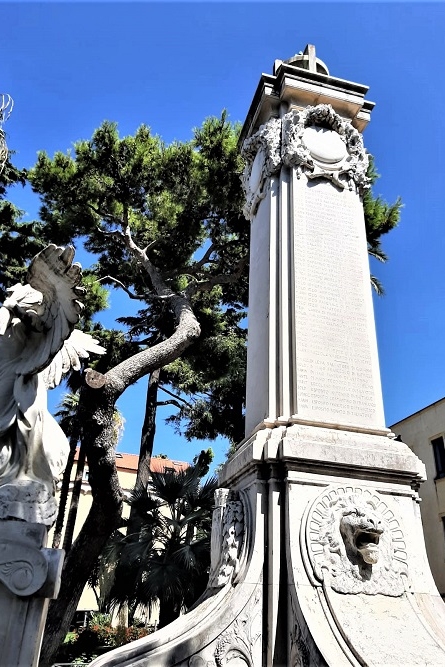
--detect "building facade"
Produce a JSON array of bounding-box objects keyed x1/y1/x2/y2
[{"x1": 392, "y1": 398, "x2": 445, "y2": 596}]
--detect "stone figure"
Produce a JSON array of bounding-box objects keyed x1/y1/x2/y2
[{"x1": 0, "y1": 244, "x2": 105, "y2": 525}]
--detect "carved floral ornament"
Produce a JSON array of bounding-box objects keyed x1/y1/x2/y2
[
  {"x1": 188, "y1": 584, "x2": 262, "y2": 667},
  {"x1": 188, "y1": 491, "x2": 260, "y2": 667},
  {"x1": 208, "y1": 488, "x2": 245, "y2": 589},
  {"x1": 301, "y1": 485, "x2": 408, "y2": 596},
  {"x1": 241, "y1": 104, "x2": 370, "y2": 220}
]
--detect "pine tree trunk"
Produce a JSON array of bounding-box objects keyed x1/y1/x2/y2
[
  {"x1": 40, "y1": 292, "x2": 201, "y2": 667},
  {"x1": 40, "y1": 386, "x2": 124, "y2": 667}
]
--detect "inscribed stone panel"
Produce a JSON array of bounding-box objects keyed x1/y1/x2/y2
[{"x1": 293, "y1": 178, "x2": 382, "y2": 428}]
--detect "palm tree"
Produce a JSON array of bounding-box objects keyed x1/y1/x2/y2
[{"x1": 98, "y1": 460, "x2": 217, "y2": 628}]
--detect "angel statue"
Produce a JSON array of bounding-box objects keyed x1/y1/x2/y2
[{"x1": 0, "y1": 245, "x2": 105, "y2": 526}]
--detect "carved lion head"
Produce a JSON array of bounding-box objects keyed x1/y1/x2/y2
[
  {"x1": 338, "y1": 496, "x2": 384, "y2": 565},
  {"x1": 305, "y1": 486, "x2": 408, "y2": 596}
]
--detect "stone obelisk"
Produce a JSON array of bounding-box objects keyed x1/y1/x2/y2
[{"x1": 90, "y1": 46, "x2": 445, "y2": 667}]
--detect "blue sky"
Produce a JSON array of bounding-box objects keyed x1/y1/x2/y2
[{"x1": 1, "y1": 2, "x2": 444, "y2": 470}]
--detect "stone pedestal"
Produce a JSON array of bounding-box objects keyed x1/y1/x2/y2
[
  {"x1": 88, "y1": 46, "x2": 445, "y2": 666},
  {"x1": 0, "y1": 522, "x2": 64, "y2": 667}
]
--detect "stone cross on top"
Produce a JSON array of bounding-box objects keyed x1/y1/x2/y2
[
  {"x1": 302, "y1": 44, "x2": 317, "y2": 71},
  {"x1": 280, "y1": 43, "x2": 330, "y2": 76}
]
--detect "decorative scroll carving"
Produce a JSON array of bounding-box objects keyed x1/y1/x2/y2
[
  {"x1": 188, "y1": 657, "x2": 214, "y2": 667},
  {"x1": 289, "y1": 594, "x2": 311, "y2": 667},
  {"x1": 282, "y1": 104, "x2": 369, "y2": 193},
  {"x1": 186, "y1": 584, "x2": 262, "y2": 667},
  {"x1": 241, "y1": 117, "x2": 282, "y2": 220},
  {"x1": 0, "y1": 541, "x2": 48, "y2": 596},
  {"x1": 213, "y1": 585, "x2": 262, "y2": 667},
  {"x1": 208, "y1": 489, "x2": 244, "y2": 589},
  {"x1": 304, "y1": 485, "x2": 408, "y2": 596}
]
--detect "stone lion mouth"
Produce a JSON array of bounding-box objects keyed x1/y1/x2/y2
[
  {"x1": 355, "y1": 531, "x2": 381, "y2": 550},
  {"x1": 355, "y1": 530, "x2": 382, "y2": 564}
]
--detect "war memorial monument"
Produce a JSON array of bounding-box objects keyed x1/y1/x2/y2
[{"x1": 2, "y1": 45, "x2": 445, "y2": 666}]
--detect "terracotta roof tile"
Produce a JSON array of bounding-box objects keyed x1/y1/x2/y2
[
  {"x1": 149, "y1": 457, "x2": 189, "y2": 474},
  {"x1": 74, "y1": 448, "x2": 189, "y2": 474}
]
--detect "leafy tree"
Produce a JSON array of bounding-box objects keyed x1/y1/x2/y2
[
  {"x1": 364, "y1": 156, "x2": 402, "y2": 296},
  {"x1": 0, "y1": 158, "x2": 45, "y2": 297},
  {"x1": 29, "y1": 114, "x2": 248, "y2": 666},
  {"x1": 163, "y1": 298, "x2": 247, "y2": 444},
  {"x1": 98, "y1": 457, "x2": 217, "y2": 629}
]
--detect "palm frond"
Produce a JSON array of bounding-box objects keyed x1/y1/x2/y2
[{"x1": 370, "y1": 274, "x2": 385, "y2": 296}]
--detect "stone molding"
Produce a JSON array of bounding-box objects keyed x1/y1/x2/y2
[
  {"x1": 0, "y1": 540, "x2": 48, "y2": 596},
  {"x1": 0, "y1": 480, "x2": 57, "y2": 525},
  {"x1": 302, "y1": 484, "x2": 408, "y2": 596},
  {"x1": 213, "y1": 584, "x2": 262, "y2": 667},
  {"x1": 241, "y1": 104, "x2": 370, "y2": 220},
  {"x1": 241, "y1": 117, "x2": 281, "y2": 220}
]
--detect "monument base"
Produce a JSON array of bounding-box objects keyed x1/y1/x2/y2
[
  {"x1": 0, "y1": 521, "x2": 64, "y2": 667},
  {"x1": 89, "y1": 424, "x2": 445, "y2": 666}
]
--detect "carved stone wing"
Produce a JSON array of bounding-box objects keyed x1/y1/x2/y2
[
  {"x1": 41, "y1": 328, "x2": 106, "y2": 389},
  {"x1": 10, "y1": 245, "x2": 86, "y2": 377}
]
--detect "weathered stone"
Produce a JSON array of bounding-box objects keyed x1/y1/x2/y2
[
  {"x1": 0, "y1": 245, "x2": 105, "y2": 525},
  {"x1": 0, "y1": 522, "x2": 64, "y2": 667}
]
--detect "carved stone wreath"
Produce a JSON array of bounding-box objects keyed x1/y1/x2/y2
[
  {"x1": 282, "y1": 104, "x2": 370, "y2": 193},
  {"x1": 241, "y1": 104, "x2": 370, "y2": 221},
  {"x1": 303, "y1": 485, "x2": 408, "y2": 596}
]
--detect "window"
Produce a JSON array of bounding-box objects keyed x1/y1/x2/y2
[{"x1": 431, "y1": 436, "x2": 445, "y2": 479}]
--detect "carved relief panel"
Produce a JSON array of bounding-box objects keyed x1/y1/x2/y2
[{"x1": 301, "y1": 485, "x2": 408, "y2": 596}]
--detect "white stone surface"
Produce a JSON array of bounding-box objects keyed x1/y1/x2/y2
[
  {"x1": 244, "y1": 179, "x2": 280, "y2": 436},
  {"x1": 244, "y1": 110, "x2": 385, "y2": 437},
  {"x1": 302, "y1": 126, "x2": 348, "y2": 165},
  {"x1": 0, "y1": 245, "x2": 105, "y2": 526},
  {"x1": 0, "y1": 522, "x2": 64, "y2": 667},
  {"x1": 292, "y1": 176, "x2": 385, "y2": 431}
]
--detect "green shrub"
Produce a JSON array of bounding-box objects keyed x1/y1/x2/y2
[{"x1": 55, "y1": 617, "x2": 152, "y2": 664}]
